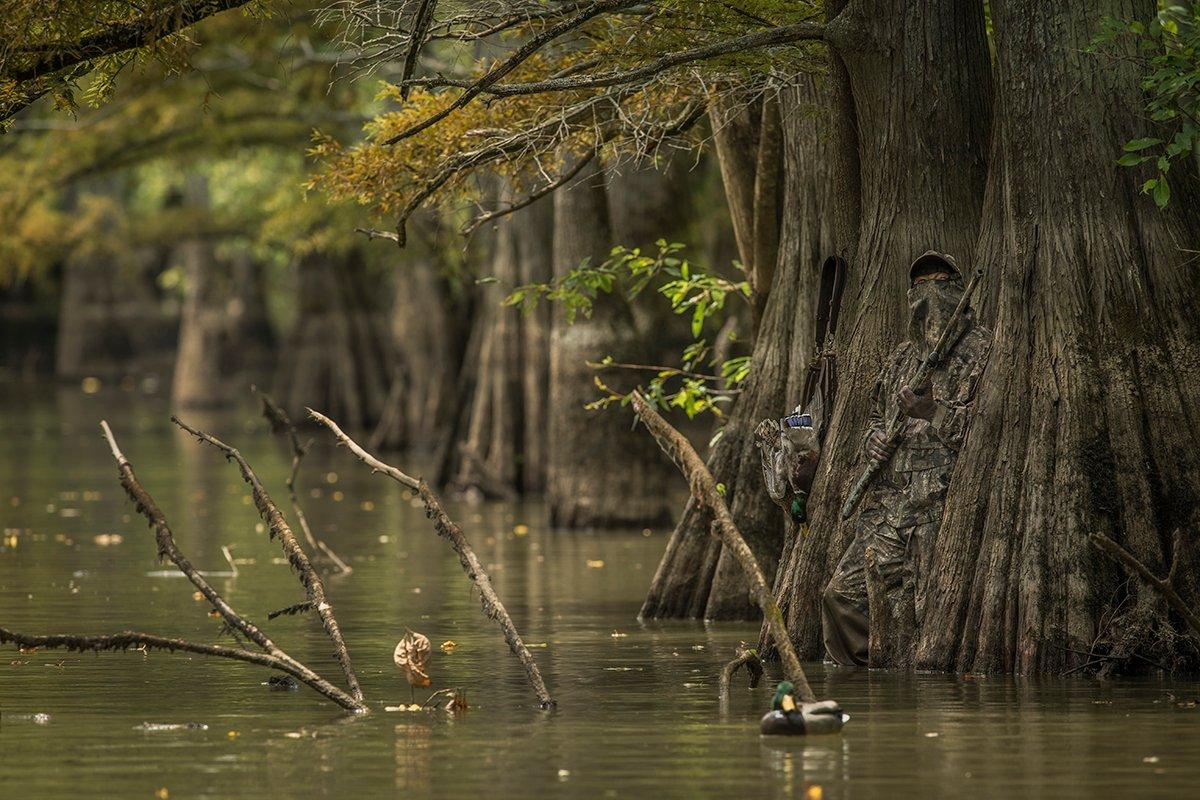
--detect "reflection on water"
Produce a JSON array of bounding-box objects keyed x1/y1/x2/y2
[{"x1": 2, "y1": 384, "x2": 1199, "y2": 799}]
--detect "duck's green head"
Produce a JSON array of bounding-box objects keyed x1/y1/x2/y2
[{"x1": 772, "y1": 681, "x2": 797, "y2": 711}]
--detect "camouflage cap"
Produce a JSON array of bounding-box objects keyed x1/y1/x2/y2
[{"x1": 908, "y1": 251, "x2": 963, "y2": 285}]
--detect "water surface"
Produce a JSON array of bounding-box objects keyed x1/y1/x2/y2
[{"x1": 2, "y1": 385, "x2": 1198, "y2": 799}]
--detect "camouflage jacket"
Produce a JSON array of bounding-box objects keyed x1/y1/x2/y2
[{"x1": 860, "y1": 323, "x2": 991, "y2": 527}]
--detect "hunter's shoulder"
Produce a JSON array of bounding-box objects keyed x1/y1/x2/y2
[{"x1": 960, "y1": 324, "x2": 993, "y2": 355}]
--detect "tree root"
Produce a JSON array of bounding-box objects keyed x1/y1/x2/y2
[
  {"x1": 307, "y1": 408, "x2": 556, "y2": 709},
  {"x1": 0, "y1": 421, "x2": 368, "y2": 713},
  {"x1": 628, "y1": 391, "x2": 817, "y2": 703}
]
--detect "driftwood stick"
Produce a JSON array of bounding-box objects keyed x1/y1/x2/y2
[
  {"x1": 719, "y1": 643, "x2": 764, "y2": 699},
  {"x1": 0, "y1": 422, "x2": 369, "y2": 713},
  {"x1": 256, "y1": 389, "x2": 353, "y2": 574},
  {"x1": 307, "y1": 407, "x2": 556, "y2": 709},
  {"x1": 0, "y1": 627, "x2": 362, "y2": 711},
  {"x1": 171, "y1": 416, "x2": 364, "y2": 704},
  {"x1": 628, "y1": 391, "x2": 816, "y2": 703},
  {"x1": 1090, "y1": 531, "x2": 1200, "y2": 637}
]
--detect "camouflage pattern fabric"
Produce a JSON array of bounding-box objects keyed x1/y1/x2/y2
[{"x1": 822, "y1": 322, "x2": 992, "y2": 666}]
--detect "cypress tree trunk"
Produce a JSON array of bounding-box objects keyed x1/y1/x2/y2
[
  {"x1": 450, "y1": 191, "x2": 553, "y2": 497},
  {"x1": 779, "y1": 0, "x2": 992, "y2": 654},
  {"x1": 275, "y1": 248, "x2": 395, "y2": 431},
  {"x1": 915, "y1": 0, "x2": 1200, "y2": 674},
  {"x1": 547, "y1": 155, "x2": 674, "y2": 528},
  {"x1": 641, "y1": 78, "x2": 834, "y2": 619},
  {"x1": 381, "y1": 255, "x2": 464, "y2": 452}
]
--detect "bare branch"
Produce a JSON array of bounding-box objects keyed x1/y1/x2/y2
[
  {"x1": 308, "y1": 408, "x2": 556, "y2": 709},
  {"x1": 383, "y1": 0, "x2": 641, "y2": 145},
  {"x1": 256, "y1": 389, "x2": 353, "y2": 575},
  {"x1": 171, "y1": 416, "x2": 365, "y2": 704},
  {"x1": 627, "y1": 391, "x2": 816, "y2": 703},
  {"x1": 462, "y1": 148, "x2": 596, "y2": 235},
  {"x1": 407, "y1": 21, "x2": 826, "y2": 98},
  {"x1": 1090, "y1": 532, "x2": 1200, "y2": 638},
  {"x1": 399, "y1": 0, "x2": 440, "y2": 99}
]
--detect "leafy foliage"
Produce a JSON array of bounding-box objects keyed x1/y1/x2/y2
[
  {"x1": 506, "y1": 240, "x2": 751, "y2": 419},
  {"x1": 1093, "y1": 4, "x2": 1200, "y2": 208},
  {"x1": 309, "y1": 1, "x2": 825, "y2": 238}
]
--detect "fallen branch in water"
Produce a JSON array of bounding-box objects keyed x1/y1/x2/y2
[
  {"x1": 628, "y1": 391, "x2": 816, "y2": 703},
  {"x1": 719, "y1": 642, "x2": 764, "y2": 699},
  {"x1": 255, "y1": 389, "x2": 353, "y2": 575},
  {"x1": 308, "y1": 407, "x2": 556, "y2": 709},
  {"x1": 0, "y1": 422, "x2": 368, "y2": 713},
  {"x1": 172, "y1": 416, "x2": 364, "y2": 705},
  {"x1": 1090, "y1": 530, "x2": 1200, "y2": 637}
]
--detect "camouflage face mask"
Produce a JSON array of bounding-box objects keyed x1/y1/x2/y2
[{"x1": 907, "y1": 279, "x2": 965, "y2": 352}]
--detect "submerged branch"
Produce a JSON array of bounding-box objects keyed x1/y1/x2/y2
[
  {"x1": 719, "y1": 643, "x2": 764, "y2": 699},
  {"x1": 171, "y1": 416, "x2": 364, "y2": 704},
  {"x1": 1090, "y1": 531, "x2": 1200, "y2": 637},
  {"x1": 0, "y1": 421, "x2": 370, "y2": 713},
  {"x1": 308, "y1": 408, "x2": 556, "y2": 709},
  {"x1": 256, "y1": 389, "x2": 353, "y2": 575},
  {"x1": 628, "y1": 391, "x2": 815, "y2": 702}
]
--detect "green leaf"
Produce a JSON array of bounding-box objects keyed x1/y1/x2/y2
[
  {"x1": 1124, "y1": 137, "x2": 1163, "y2": 151},
  {"x1": 1117, "y1": 153, "x2": 1150, "y2": 166},
  {"x1": 1153, "y1": 176, "x2": 1171, "y2": 208}
]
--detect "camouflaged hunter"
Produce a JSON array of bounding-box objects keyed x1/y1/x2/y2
[{"x1": 821, "y1": 252, "x2": 992, "y2": 667}]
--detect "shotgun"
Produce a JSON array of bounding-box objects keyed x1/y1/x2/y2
[{"x1": 839, "y1": 268, "x2": 984, "y2": 520}]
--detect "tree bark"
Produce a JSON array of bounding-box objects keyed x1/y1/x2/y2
[
  {"x1": 915, "y1": 0, "x2": 1200, "y2": 675},
  {"x1": 450, "y1": 188, "x2": 553, "y2": 497},
  {"x1": 779, "y1": 0, "x2": 992, "y2": 655},
  {"x1": 546, "y1": 154, "x2": 675, "y2": 527},
  {"x1": 641, "y1": 77, "x2": 835, "y2": 620}
]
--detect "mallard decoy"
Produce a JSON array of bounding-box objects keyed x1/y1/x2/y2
[{"x1": 760, "y1": 681, "x2": 849, "y2": 736}]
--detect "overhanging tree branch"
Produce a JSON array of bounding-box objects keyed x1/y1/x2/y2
[
  {"x1": 403, "y1": 21, "x2": 826, "y2": 98},
  {"x1": 2, "y1": 1, "x2": 255, "y2": 85}
]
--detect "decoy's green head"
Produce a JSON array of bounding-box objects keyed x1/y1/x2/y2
[{"x1": 772, "y1": 681, "x2": 797, "y2": 711}]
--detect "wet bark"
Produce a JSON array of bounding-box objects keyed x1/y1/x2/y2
[
  {"x1": 274, "y1": 248, "x2": 396, "y2": 431},
  {"x1": 779, "y1": 0, "x2": 992, "y2": 655},
  {"x1": 546, "y1": 155, "x2": 675, "y2": 527},
  {"x1": 641, "y1": 77, "x2": 835, "y2": 620},
  {"x1": 915, "y1": 0, "x2": 1200, "y2": 675}
]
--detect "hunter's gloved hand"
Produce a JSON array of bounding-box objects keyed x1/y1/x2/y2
[
  {"x1": 898, "y1": 384, "x2": 937, "y2": 421},
  {"x1": 865, "y1": 429, "x2": 896, "y2": 462}
]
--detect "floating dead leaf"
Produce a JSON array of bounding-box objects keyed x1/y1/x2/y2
[
  {"x1": 360, "y1": 501, "x2": 375, "y2": 511},
  {"x1": 394, "y1": 630, "x2": 432, "y2": 688},
  {"x1": 586, "y1": 559, "x2": 605, "y2": 569},
  {"x1": 81, "y1": 376, "x2": 101, "y2": 394},
  {"x1": 611, "y1": 630, "x2": 627, "y2": 638},
  {"x1": 924, "y1": 732, "x2": 940, "y2": 738},
  {"x1": 155, "y1": 788, "x2": 169, "y2": 799},
  {"x1": 332, "y1": 491, "x2": 344, "y2": 502},
  {"x1": 804, "y1": 785, "x2": 823, "y2": 800},
  {"x1": 226, "y1": 730, "x2": 239, "y2": 739},
  {"x1": 325, "y1": 472, "x2": 338, "y2": 484},
  {"x1": 445, "y1": 689, "x2": 468, "y2": 714},
  {"x1": 18, "y1": 646, "x2": 38, "y2": 654},
  {"x1": 513, "y1": 524, "x2": 529, "y2": 537},
  {"x1": 93, "y1": 534, "x2": 123, "y2": 546},
  {"x1": 440, "y1": 640, "x2": 457, "y2": 654},
  {"x1": 1143, "y1": 756, "x2": 1160, "y2": 764}
]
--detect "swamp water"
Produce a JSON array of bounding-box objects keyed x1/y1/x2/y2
[{"x1": 1, "y1": 386, "x2": 1198, "y2": 799}]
